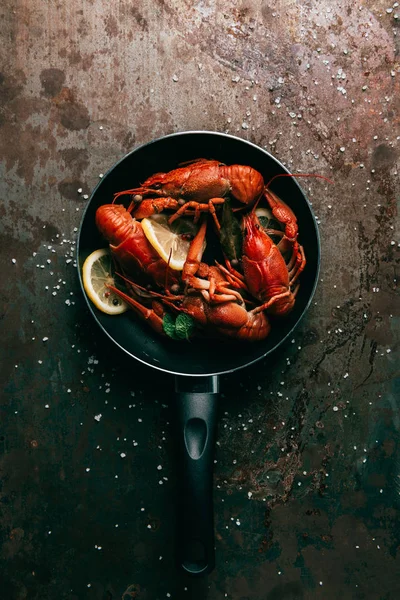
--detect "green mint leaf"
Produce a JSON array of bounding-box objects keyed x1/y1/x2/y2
[
  {"x1": 163, "y1": 312, "x2": 179, "y2": 339},
  {"x1": 220, "y1": 199, "x2": 243, "y2": 261},
  {"x1": 175, "y1": 313, "x2": 195, "y2": 340}
]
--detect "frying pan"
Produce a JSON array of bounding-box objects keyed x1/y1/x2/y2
[{"x1": 77, "y1": 131, "x2": 321, "y2": 576}]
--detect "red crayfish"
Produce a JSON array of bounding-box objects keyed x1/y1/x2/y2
[
  {"x1": 95, "y1": 203, "x2": 180, "y2": 290},
  {"x1": 94, "y1": 158, "x2": 310, "y2": 342},
  {"x1": 113, "y1": 158, "x2": 265, "y2": 230}
]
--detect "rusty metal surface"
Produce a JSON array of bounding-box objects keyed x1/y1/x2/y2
[{"x1": 1, "y1": 0, "x2": 399, "y2": 598}]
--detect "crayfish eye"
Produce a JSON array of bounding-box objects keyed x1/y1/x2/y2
[{"x1": 153, "y1": 183, "x2": 161, "y2": 189}]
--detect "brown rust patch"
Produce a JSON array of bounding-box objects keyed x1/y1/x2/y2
[
  {"x1": 40, "y1": 68, "x2": 65, "y2": 98},
  {"x1": 104, "y1": 14, "x2": 118, "y2": 37},
  {"x1": 0, "y1": 120, "x2": 49, "y2": 184},
  {"x1": 2, "y1": 526, "x2": 29, "y2": 559},
  {"x1": 266, "y1": 582, "x2": 304, "y2": 599},
  {"x1": 53, "y1": 87, "x2": 90, "y2": 131},
  {"x1": 58, "y1": 178, "x2": 83, "y2": 200},
  {"x1": 0, "y1": 70, "x2": 26, "y2": 103},
  {"x1": 130, "y1": 6, "x2": 149, "y2": 31},
  {"x1": 60, "y1": 148, "x2": 90, "y2": 175},
  {"x1": 59, "y1": 100, "x2": 90, "y2": 130},
  {"x1": 372, "y1": 143, "x2": 398, "y2": 169}
]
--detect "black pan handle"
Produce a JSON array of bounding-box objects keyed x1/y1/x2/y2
[{"x1": 174, "y1": 375, "x2": 219, "y2": 576}]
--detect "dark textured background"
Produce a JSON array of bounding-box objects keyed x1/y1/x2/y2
[{"x1": 0, "y1": 1, "x2": 399, "y2": 599}]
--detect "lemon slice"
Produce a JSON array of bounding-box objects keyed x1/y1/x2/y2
[
  {"x1": 82, "y1": 248, "x2": 129, "y2": 315},
  {"x1": 141, "y1": 214, "x2": 204, "y2": 271}
]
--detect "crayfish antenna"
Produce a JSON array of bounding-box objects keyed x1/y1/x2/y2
[
  {"x1": 265, "y1": 172, "x2": 334, "y2": 190},
  {"x1": 178, "y1": 158, "x2": 221, "y2": 167},
  {"x1": 164, "y1": 248, "x2": 173, "y2": 293},
  {"x1": 250, "y1": 173, "x2": 333, "y2": 215},
  {"x1": 115, "y1": 271, "x2": 184, "y2": 303},
  {"x1": 115, "y1": 272, "x2": 162, "y2": 298},
  {"x1": 106, "y1": 284, "x2": 166, "y2": 336},
  {"x1": 113, "y1": 187, "x2": 155, "y2": 203}
]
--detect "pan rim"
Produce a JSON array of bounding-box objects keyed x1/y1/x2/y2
[{"x1": 77, "y1": 130, "x2": 321, "y2": 377}]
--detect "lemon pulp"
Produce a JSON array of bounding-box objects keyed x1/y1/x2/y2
[
  {"x1": 141, "y1": 214, "x2": 204, "y2": 271},
  {"x1": 82, "y1": 248, "x2": 128, "y2": 315}
]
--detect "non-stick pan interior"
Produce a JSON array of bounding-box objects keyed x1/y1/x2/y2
[{"x1": 77, "y1": 132, "x2": 320, "y2": 376}]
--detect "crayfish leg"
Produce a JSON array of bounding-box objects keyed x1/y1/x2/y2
[
  {"x1": 208, "y1": 198, "x2": 224, "y2": 231},
  {"x1": 106, "y1": 284, "x2": 165, "y2": 336},
  {"x1": 216, "y1": 260, "x2": 247, "y2": 290},
  {"x1": 182, "y1": 217, "x2": 208, "y2": 282},
  {"x1": 252, "y1": 290, "x2": 292, "y2": 315},
  {"x1": 168, "y1": 198, "x2": 224, "y2": 229},
  {"x1": 288, "y1": 244, "x2": 306, "y2": 286},
  {"x1": 264, "y1": 189, "x2": 298, "y2": 243},
  {"x1": 133, "y1": 197, "x2": 179, "y2": 219}
]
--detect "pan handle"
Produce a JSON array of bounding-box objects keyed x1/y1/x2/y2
[{"x1": 174, "y1": 375, "x2": 219, "y2": 576}]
